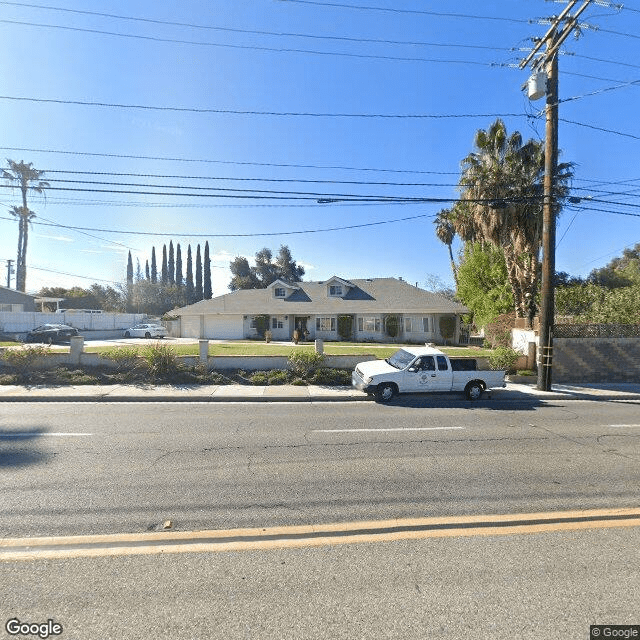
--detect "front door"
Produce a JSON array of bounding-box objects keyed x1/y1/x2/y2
[{"x1": 294, "y1": 317, "x2": 309, "y2": 341}]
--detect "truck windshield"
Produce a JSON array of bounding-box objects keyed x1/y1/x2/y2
[{"x1": 386, "y1": 349, "x2": 415, "y2": 370}]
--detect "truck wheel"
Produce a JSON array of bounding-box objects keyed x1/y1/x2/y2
[
  {"x1": 376, "y1": 382, "x2": 397, "y2": 403},
  {"x1": 465, "y1": 381, "x2": 484, "y2": 401}
]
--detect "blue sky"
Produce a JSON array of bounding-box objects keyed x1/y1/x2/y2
[{"x1": 1, "y1": 0, "x2": 638, "y2": 297}]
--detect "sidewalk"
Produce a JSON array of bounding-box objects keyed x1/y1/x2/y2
[{"x1": 0, "y1": 382, "x2": 638, "y2": 402}]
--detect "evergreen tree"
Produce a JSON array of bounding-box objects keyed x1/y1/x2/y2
[
  {"x1": 185, "y1": 245, "x2": 195, "y2": 304},
  {"x1": 175, "y1": 243, "x2": 183, "y2": 287},
  {"x1": 203, "y1": 241, "x2": 212, "y2": 299},
  {"x1": 161, "y1": 245, "x2": 168, "y2": 284},
  {"x1": 168, "y1": 240, "x2": 175, "y2": 285},
  {"x1": 145, "y1": 260, "x2": 150, "y2": 281},
  {"x1": 126, "y1": 251, "x2": 134, "y2": 284},
  {"x1": 229, "y1": 244, "x2": 304, "y2": 290},
  {"x1": 151, "y1": 247, "x2": 157, "y2": 283},
  {"x1": 135, "y1": 258, "x2": 143, "y2": 281},
  {"x1": 195, "y1": 244, "x2": 203, "y2": 301}
]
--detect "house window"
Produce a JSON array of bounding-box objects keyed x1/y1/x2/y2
[
  {"x1": 422, "y1": 316, "x2": 432, "y2": 333},
  {"x1": 357, "y1": 317, "x2": 381, "y2": 332},
  {"x1": 0, "y1": 304, "x2": 23, "y2": 312},
  {"x1": 404, "y1": 317, "x2": 412, "y2": 333},
  {"x1": 274, "y1": 287, "x2": 286, "y2": 298},
  {"x1": 329, "y1": 285, "x2": 343, "y2": 296},
  {"x1": 316, "y1": 316, "x2": 336, "y2": 332},
  {"x1": 272, "y1": 316, "x2": 284, "y2": 329},
  {"x1": 249, "y1": 317, "x2": 257, "y2": 329}
]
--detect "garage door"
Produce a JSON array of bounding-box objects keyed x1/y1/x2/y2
[
  {"x1": 181, "y1": 315, "x2": 202, "y2": 338},
  {"x1": 204, "y1": 315, "x2": 243, "y2": 340}
]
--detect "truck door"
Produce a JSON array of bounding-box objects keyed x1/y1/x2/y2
[{"x1": 404, "y1": 356, "x2": 452, "y2": 392}]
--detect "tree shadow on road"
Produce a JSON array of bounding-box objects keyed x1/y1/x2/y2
[{"x1": 0, "y1": 428, "x2": 55, "y2": 468}]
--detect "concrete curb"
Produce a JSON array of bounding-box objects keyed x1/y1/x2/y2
[{"x1": 0, "y1": 383, "x2": 638, "y2": 403}]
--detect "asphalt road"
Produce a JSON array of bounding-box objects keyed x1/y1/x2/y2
[{"x1": 1, "y1": 399, "x2": 639, "y2": 639}]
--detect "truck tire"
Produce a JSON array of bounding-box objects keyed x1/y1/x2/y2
[
  {"x1": 465, "y1": 381, "x2": 484, "y2": 401},
  {"x1": 376, "y1": 382, "x2": 397, "y2": 403}
]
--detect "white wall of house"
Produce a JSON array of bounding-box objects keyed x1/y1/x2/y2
[
  {"x1": 205, "y1": 314, "x2": 243, "y2": 340},
  {"x1": 181, "y1": 315, "x2": 203, "y2": 339}
]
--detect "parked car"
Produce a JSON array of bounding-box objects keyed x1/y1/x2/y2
[
  {"x1": 123, "y1": 323, "x2": 167, "y2": 339},
  {"x1": 352, "y1": 345, "x2": 506, "y2": 402},
  {"x1": 24, "y1": 324, "x2": 79, "y2": 344}
]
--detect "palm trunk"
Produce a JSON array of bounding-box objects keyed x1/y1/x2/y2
[
  {"x1": 448, "y1": 244, "x2": 458, "y2": 287},
  {"x1": 18, "y1": 211, "x2": 29, "y2": 291}
]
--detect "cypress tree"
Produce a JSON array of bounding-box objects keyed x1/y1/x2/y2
[
  {"x1": 145, "y1": 259, "x2": 150, "y2": 281},
  {"x1": 175, "y1": 243, "x2": 183, "y2": 287},
  {"x1": 168, "y1": 241, "x2": 175, "y2": 285},
  {"x1": 161, "y1": 244, "x2": 168, "y2": 284},
  {"x1": 203, "y1": 241, "x2": 212, "y2": 299},
  {"x1": 185, "y1": 245, "x2": 194, "y2": 304},
  {"x1": 126, "y1": 251, "x2": 133, "y2": 284},
  {"x1": 151, "y1": 247, "x2": 157, "y2": 283},
  {"x1": 195, "y1": 244, "x2": 203, "y2": 301}
]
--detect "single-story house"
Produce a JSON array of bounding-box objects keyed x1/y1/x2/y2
[
  {"x1": 0, "y1": 285, "x2": 37, "y2": 312},
  {"x1": 170, "y1": 277, "x2": 469, "y2": 344}
]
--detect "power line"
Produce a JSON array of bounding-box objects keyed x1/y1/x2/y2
[
  {"x1": 43, "y1": 170, "x2": 460, "y2": 189},
  {"x1": 0, "y1": 19, "x2": 502, "y2": 66},
  {"x1": 0, "y1": 211, "x2": 440, "y2": 237},
  {"x1": 0, "y1": 95, "x2": 526, "y2": 119},
  {"x1": 276, "y1": 0, "x2": 532, "y2": 23},
  {"x1": 559, "y1": 117, "x2": 640, "y2": 139},
  {"x1": 0, "y1": 145, "x2": 459, "y2": 176},
  {"x1": 0, "y1": 3, "x2": 512, "y2": 52}
]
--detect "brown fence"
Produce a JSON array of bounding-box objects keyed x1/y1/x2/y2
[{"x1": 553, "y1": 324, "x2": 640, "y2": 338}]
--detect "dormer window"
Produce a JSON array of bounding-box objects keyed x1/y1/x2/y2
[
  {"x1": 329, "y1": 285, "x2": 343, "y2": 296},
  {"x1": 274, "y1": 287, "x2": 286, "y2": 298}
]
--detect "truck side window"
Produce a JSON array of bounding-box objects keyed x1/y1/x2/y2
[
  {"x1": 422, "y1": 356, "x2": 435, "y2": 371},
  {"x1": 437, "y1": 355, "x2": 448, "y2": 371}
]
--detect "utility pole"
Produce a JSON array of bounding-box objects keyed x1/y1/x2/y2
[
  {"x1": 6, "y1": 259, "x2": 15, "y2": 288},
  {"x1": 520, "y1": 0, "x2": 592, "y2": 391}
]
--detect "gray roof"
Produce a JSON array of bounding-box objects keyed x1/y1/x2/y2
[{"x1": 172, "y1": 278, "x2": 468, "y2": 316}]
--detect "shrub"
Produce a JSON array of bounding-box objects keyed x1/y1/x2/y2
[
  {"x1": 267, "y1": 369, "x2": 290, "y2": 385},
  {"x1": 102, "y1": 346, "x2": 141, "y2": 373},
  {"x1": 249, "y1": 371, "x2": 269, "y2": 385},
  {"x1": 142, "y1": 342, "x2": 179, "y2": 379},
  {"x1": 253, "y1": 315, "x2": 270, "y2": 338},
  {"x1": 488, "y1": 346, "x2": 520, "y2": 371},
  {"x1": 309, "y1": 368, "x2": 352, "y2": 386},
  {"x1": 287, "y1": 350, "x2": 325, "y2": 379},
  {"x1": 264, "y1": 330, "x2": 273, "y2": 343},
  {"x1": 439, "y1": 316, "x2": 456, "y2": 345},
  {"x1": 484, "y1": 312, "x2": 516, "y2": 348},
  {"x1": 0, "y1": 345, "x2": 50, "y2": 375},
  {"x1": 385, "y1": 315, "x2": 400, "y2": 339}
]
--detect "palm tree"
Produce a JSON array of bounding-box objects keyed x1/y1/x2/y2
[
  {"x1": 434, "y1": 208, "x2": 458, "y2": 286},
  {"x1": 450, "y1": 119, "x2": 572, "y2": 322},
  {"x1": 3, "y1": 160, "x2": 49, "y2": 291}
]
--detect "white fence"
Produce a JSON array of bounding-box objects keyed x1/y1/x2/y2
[{"x1": 0, "y1": 311, "x2": 145, "y2": 333}]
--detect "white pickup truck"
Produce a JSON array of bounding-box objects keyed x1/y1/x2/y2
[{"x1": 352, "y1": 345, "x2": 506, "y2": 402}]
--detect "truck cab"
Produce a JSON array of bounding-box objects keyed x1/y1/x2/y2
[{"x1": 352, "y1": 346, "x2": 505, "y2": 403}]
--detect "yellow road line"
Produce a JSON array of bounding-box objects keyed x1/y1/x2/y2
[{"x1": 2, "y1": 508, "x2": 639, "y2": 561}]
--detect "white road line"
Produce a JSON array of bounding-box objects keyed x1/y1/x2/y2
[
  {"x1": 0, "y1": 433, "x2": 93, "y2": 438},
  {"x1": 313, "y1": 427, "x2": 465, "y2": 433},
  {"x1": 608, "y1": 424, "x2": 640, "y2": 428}
]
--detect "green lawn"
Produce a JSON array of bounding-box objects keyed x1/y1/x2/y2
[{"x1": 83, "y1": 342, "x2": 494, "y2": 359}]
